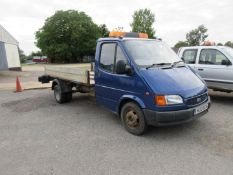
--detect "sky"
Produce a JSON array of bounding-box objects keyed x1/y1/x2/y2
[{"x1": 1, "y1": 0, "x2": 233, "y2": 54}]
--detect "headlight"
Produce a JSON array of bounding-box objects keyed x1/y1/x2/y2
[
  {"x1": 155, "y1": 95, "x2": 183, "y2": 106},
  {"x1": 165, "y1": 95, "x2": 183, "y2": 105}
]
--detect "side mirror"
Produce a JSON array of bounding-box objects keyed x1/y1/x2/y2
[
  {"x1": 116, "y1": 60, "x2": 131, "y2": 75},
  {"x1": 221, "y1": 59, "x2": 232, "y2": 66}
]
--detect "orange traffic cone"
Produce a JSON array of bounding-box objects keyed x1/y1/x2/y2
[{"x1": 15, "y1": 76, "x2": 23, "y2": 92}]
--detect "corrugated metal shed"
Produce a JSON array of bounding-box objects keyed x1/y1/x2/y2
[{"x1": 0, "y1": 24, "x2": 21, "y2": 71}]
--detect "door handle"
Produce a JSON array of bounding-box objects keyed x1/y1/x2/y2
[{"x1": 198, "y1": 68, "x2": 204, "y2": 71}]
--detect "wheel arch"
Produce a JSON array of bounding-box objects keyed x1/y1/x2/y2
[{"x1": 117, "y1": 95, "x2": 146, "y2": 115}]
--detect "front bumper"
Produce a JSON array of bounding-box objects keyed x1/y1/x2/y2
[{"x1": 143, "y1": 101, "x2": 211, "y2": 126}]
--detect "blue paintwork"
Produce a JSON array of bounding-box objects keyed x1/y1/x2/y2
[
  {"x1": 94, "y1": 38, "x2": 208, "y2": 114},
  {"x1": 139, "y1": 67, "x2": 206, "y2": 98},
  {"x1": 119, "y1": 95, "x2": 146, "y2": 109}
]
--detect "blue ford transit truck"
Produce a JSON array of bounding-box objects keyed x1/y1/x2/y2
[{"x1": 39, "y1": 32, "x2": 211, "y2": 135}]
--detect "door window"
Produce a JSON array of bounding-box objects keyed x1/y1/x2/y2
[
  {"x1": 114, "y1": 46, "x2": 128, "y2": 73},
  {"x1": 199, "y1": 49, "x2": 229, "y2": 65},
  {"x1": 182, "y1": 49, "x2": 197, "y2": 64},
  {"x1": 100, "y1": 43, "x2": 116, "y2": 72}
]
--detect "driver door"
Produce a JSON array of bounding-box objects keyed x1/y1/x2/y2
[{"x1": 95, "y1": 42, "x2": 144, "y2": 113}]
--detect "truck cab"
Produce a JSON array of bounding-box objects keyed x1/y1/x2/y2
[
  {"x1": 178, "y1": 46, "x2": 233, "y2": 92},
  {"x1": 95, "y1": 33, "x2": 210, "y2": 135}
]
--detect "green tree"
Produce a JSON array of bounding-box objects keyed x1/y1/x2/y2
[
  {"x1": 186, "y1": 25, "x2": 208, "y2": 46},
  {"x1": 174, "y1": 41, "x2": 189, "y2": 49},
  {"x1": 36, "y1": 10, "x2": 101, "y2": 63},
  {"x1": 217, "y1": 43, "x2": 223, "y2": 46},
  {"x1": 130, "y1": 8, "x2": 155, "y2": 38},
  {"x1": 18, "y1": 48, "x2": 27, "y2": 63},
  {"x1": 224, "y1": 41, "x2": 233, "y2": 48},
  {"x1": 99, "y1": 24, "x2": 109, "y2": 37}
]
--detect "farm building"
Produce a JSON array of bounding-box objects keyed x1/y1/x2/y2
[{"x1": 0, "y1": 24, "x2": 21, "y2": 71}]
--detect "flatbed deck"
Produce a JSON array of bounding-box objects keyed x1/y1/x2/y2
[{"x1": 44, "y1": 63, "x2": 94, "y2": 85}]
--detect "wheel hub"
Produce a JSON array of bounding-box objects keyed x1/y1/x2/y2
[{"x1": 125, "y1": 110, "x2": 140, "y2": 129}]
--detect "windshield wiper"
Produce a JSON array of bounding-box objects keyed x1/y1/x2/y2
[
  {"x1": 146, "y1": 63, "x2": 171, "y2": 69},
  {"x1": 171, "y1": 60, "x2": 184, "y2": 68}
]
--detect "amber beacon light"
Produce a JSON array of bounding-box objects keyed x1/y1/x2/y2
[{"x1": 109, "y1": 31, "x2": 148, "y2": 39}]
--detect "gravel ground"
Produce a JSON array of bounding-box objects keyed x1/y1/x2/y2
[
  {"x1": 0, "y1": 89, "x2": 232, "y2": 175},
  {"x1": 0, "y1": 65, "x2": 44, "y2": 84},
  {"x1": 0, "y1": 65, "x2": 49, "y2": 90}
]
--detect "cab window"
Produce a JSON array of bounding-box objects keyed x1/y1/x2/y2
[
  {"x1": 182, "y1": 49, "x2": 197, "y2": 64},
  {"x1": 100, "y1": 43, "x2": 116, "y2": 72},
  {"x1": 199, "y1": 49, "x2": 229, "y2": 65},
  {"x1": 100, "y1": 44, "x2": 128, "y2": 74},
  {"x1": 114, "y1": 46, "x2": 128, "y2": 73}
]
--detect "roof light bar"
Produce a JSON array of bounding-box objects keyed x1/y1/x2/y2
[
  {"x1": 109, "y1": 31, "x2": 148, "y2": 39},
  {"x1": 201, "y1": 41, "x2": 216, "y2": 46}
]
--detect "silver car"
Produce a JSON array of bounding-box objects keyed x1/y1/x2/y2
[{"x1": 178, "y1": 46, "x2": 233, "y2": 93}]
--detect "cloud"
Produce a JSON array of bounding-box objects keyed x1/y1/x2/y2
[{"x1": 0, "y1": 0, "x2": 233, "y2": 54}]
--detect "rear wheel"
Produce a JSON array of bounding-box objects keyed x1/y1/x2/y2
[
  {"x1": 121, "y1": 102, "x2": 148, "y2": 135},
  {"x1": 54, "y1": 84, "x2": 72, "y2": 103},
  {"x1": 65, "y1": 92, "x2": 72, "y2": 102}
]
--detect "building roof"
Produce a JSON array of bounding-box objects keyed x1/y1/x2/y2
[{"x1": 0, "y1": 24, "x2": 18, "y2": 45}]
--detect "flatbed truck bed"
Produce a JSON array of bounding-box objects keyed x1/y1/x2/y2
[
  {"x1": 39, "y1": 63, "x2": 95, "y2": 103},
  {"x1": 39, "y1": 63, "x2": 94, "y2": 85}
]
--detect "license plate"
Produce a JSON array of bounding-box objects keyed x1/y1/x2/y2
[{"x1": 194, "y1": 103, "x2": 208, "y2": 115}]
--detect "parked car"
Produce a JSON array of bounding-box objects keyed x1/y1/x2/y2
[
  {"x1": 32, "y1": 56, "x2": 48, "y2": 64},
  {"x1": 178, "y1": 46, "x2": 233, "y2": 93},
  {"x1": 39, "y1": 32, "x2": 210, "y2": 135}
]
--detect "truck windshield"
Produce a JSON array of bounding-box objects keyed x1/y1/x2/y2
[{"x1": 123, "y1": 40, "x2": 180, "y2": 68}]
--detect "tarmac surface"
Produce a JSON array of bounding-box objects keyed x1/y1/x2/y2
[{"x1": 0, "y1": 89, "x2": 232, "y2": 175}]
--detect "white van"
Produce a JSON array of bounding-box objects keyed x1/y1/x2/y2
[{"x1": 178, "y1": 46, "x2": 233, "y2": 92}]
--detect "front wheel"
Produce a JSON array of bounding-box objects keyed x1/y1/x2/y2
[{"x1": 121, "y1": 102, "x2": 148, "y2": 135}]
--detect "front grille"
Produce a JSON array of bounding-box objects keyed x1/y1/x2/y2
[{"x1": 186, "y1": 93, "x2": 208, "y2": 106}]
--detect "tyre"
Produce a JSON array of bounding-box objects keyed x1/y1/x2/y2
[
  {"x1": 121, "y1": 102, "x2": 148, "y2": 135},
  {"x1": 54, "y1": 84, "x2": 72, "y2": 103},
  {"x1": 65, "y1": 92, "x2": 72, "y2": 102}
]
